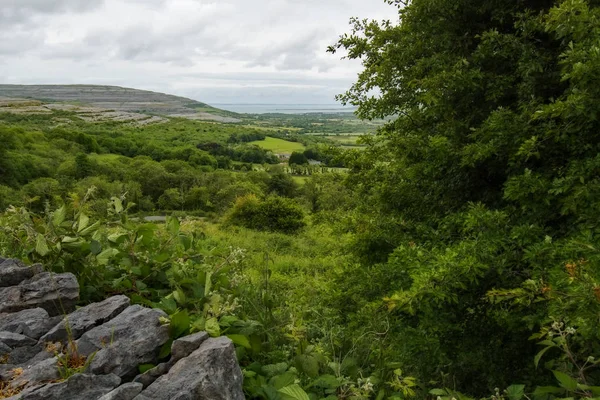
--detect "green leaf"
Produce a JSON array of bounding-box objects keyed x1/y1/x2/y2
[
  {"x1": 90, "y1": 240, "x2": 102, "y2": 255},
  {"x1": 278, "y1": 384, "x2": 310, "y2": 400},
  {"x1": 429, "y1": 389, "x2": 449, "y2": 396},
  {"x1": 79, "y1": 220, "x2": 101, "y2": 237},
  {"x1": 172, "y1": 289, "x2": 186, "y2": 306},
  {"x1": 167, "y1": 216, "x2": 180, "y2": 235},
  {"x1": 205, "y1": 317, "x2": 220, "y2": 337},
  {"x1": 552, "y1": 370, "x2": 578, "y2": 391},
  {"x1": 227, "y1": 334, "x2": 251, "y2": 349},
  {"x1": 158, "y1": 339, "x2": 173, "y2": 359},
  {"x1": 506, "y1": 384, "x2": 526, "y2": 400},
  {"x1": 111, "y1": 197, "x2": 123, "y2": 213},
  {"x1": 52, "y1": 205, "x2": 66, "y2": 227},
  {"x1": 532, "y1": 386, "x2": 564, "y2": 397},
  {"x1": 35, "y1": 234, "x2": 50, "y2": 257},
  {"x1": 77, "y1": 213, "x2": 90, "y2": 232},
  {"x1": 138, "y1": 363, "x2": 155, "y2": 374},
  {"x1": 204, "y1": 271, "x2": 212, "y2": 296},
  {"x1": 295, "y1": 354, "x2": 319, "y2": 378},
  {"x1": 270, "y1": 372, "x2": 296, "y2": 390},
  {"x1": 96, "y1": 248, "x2": 119, "y2": 265},
  {"x1": 534, "y1": 346, "x2": 553, "y2": 368},
  {"x1": 169, "y1": 310, "x2": 190, "y2": 338}
]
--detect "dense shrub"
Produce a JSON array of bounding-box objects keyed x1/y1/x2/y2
[{"x1": 226, "y1": 194, "x2": 305, "y2": 233}]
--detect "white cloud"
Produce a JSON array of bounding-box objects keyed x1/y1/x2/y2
[{"x1": 0, "y1": 0, "x2": 400, "y2": 104}]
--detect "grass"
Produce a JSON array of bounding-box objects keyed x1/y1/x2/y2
[
  {"x1": 249, "y1": 137, "x2": 305, "y2": 153},
  {"x1": 292, "y1": 176, "x2": 308, "y2": 185}
]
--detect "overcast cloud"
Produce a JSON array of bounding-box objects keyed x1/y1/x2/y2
[{"x1": 0, "y1": 0, "x2": 398, "y2": 104}]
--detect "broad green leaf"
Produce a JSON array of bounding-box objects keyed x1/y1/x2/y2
[
  {"x1": 532, "y1": 386, "x2": 564, "y2": 397},
  {"x1": 158, "y1": 339, "x2": 173, "y2": 359},
  {"x1": 270, "y1": 372, "x2": 296, "y2": 390},
  {"x1": 534, "y1": 346, "x2": 554, "y2": 368},
  {"x1": 295, "y1": 354, "x2": 319, "y2": 378},
  {"x1": 173, "y1": 289, "x2": 186, "y2": 305},
  {"x1": 553, "y1": 370, "x2": 578, "y2": 391},
  {"x1": 52, "y1": 205, "x2": 66, "y2": 227},
  {"x1": 79, "y1": 220, "x2": 101, "y2": 237},
  {"x1": 90, "y1": 240, "x2": 102, "y2": 255},
  {"x1": 169, "y1": 310, "x2": 190, "y2": 338},
  {"x1": 77, "y1": 213, "x2": 90, "y2": 232},
  {"x1": 159, "y1": 297, "x2": 177, "y2": 314},
  {"x1": 167, "y1": 216, "x2": 180, "y2": 235},
  {"x1": 278, "y1": 384, "x2": 310, "y2": 400},
  {"x1": 429, "y1": 389, "x2": 449, "y2": 396},
  {"x1": 111, "y1": 197, "x2": 123, "y2": 213},
  {"x1": 35, "y1": 234, "x2": 50, "y2": 256},
  {"x1": 506, "y1": 384, "x2": 526, "y2": 400},
  {"x1": 97, "y1": 248, "x2": 120, "y2": 265},
  {"x1": 227, "y1": 334, "x2": 251, "y2": 349}
]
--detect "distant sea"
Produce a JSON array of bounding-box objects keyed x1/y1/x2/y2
[{"x1": 210, "y1": 103, "x2": 357, "y2": 114}]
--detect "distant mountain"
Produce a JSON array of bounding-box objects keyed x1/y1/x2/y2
[{"x1": 0, "y1": 84, "x2": 241, "y2": 123}]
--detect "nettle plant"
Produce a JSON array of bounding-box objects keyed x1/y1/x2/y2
[{"x1": 0, "y1": 188, "x2": 255, "y2": 343}]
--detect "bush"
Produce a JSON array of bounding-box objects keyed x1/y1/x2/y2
[{"x1": 226, "y1": 194, "x2": 305, "y2": 234}]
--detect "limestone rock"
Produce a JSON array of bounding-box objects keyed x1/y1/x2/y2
[
  {"x1": 98, "y1": 382, "x2": 144, "y2": 400},
  {"x1": 0, "y1": 341, "x2": 11, "y2": 354},
  {"x1": 76, "y1": 305, "x2": 169, "y2": 379},
  {"x1": 170, "y1": 331, "x2": 209, "y2": 363},
  {"x1": 41, "y1": 295, "x2": 130, "y2": 343},
  {"x1": 6, "y1": 343, "x2": 46, "y2": 365},
  {"x1": 132, "y1": 363, "x2": 169, "y2": 389},
  {"x1": 0, "y1": 308, "x2": 53, "y2": 340},
  {"x1": 0, "y1": 272, "x2": 79, "y2": 316},
  {"x1": 0, "y1": 259, "x2": 43, "y2": 288},
  {"x1": 0, "y1": 332, "x2": 36, "y2": 348},
  {"x1": 13, "y1": 373, "x2": 121, "y2": 400},
  {"x1": 8, "y1": 357, "x2": 59, "y2": 389},
  {"x1": 133, "y1": 337, "x2": 244, "y2": 400}
]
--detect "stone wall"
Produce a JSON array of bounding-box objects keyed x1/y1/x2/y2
[{"x1": 0, "y1": 257, "x2": 245, "y2": 400}]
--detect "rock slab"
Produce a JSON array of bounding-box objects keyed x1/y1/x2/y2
[{"x1": 133, "y1": 337, "x2": 244, "y2": 400}]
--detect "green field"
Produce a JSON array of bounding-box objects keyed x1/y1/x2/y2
[{"x1": 249, "y1": 136, "x2": 305, "y2": 153}]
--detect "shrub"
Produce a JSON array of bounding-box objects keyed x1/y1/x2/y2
[{"x1": 226, "y1": 194, "x2": 305, "y2": 234}]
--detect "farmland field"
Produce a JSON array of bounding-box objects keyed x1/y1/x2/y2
[{"x1": 249, "y1": 136, "x2": 305, "y2": 153}]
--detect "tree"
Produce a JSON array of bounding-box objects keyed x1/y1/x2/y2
[
  {"x1": 288, "y1": 151, "x2": 308, "y2": 166},
  {"x1": 158, "y1": 188, "x2": 183, "y2": 210},
  {"x1": 268, "y1": 169, "x2": 298, "y2": 197},
  {"x1": 330, "y1": 0, "x2": 600, "y2": 395},
  {"x1": 74, "y1": 153, "x2": 93, "y2": 179}
]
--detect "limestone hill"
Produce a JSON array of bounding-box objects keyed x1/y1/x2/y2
[{"x1": 0, "y1": 85, "x2": 241, "y2": 123}]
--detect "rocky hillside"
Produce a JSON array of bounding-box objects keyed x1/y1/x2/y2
[
  {"x1": 0, "y1": 257, "x2": 244, "y2": 400},
  {"x1": 0, "y1": 85, "x2": 241, "y2": 123}
]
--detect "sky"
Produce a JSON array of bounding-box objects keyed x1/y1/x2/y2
[{"x1": 0, "y1": 0, "x2": 399, "y2": 105}]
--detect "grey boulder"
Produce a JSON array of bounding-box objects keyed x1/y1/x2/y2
[
  {"x1": 133, "y1": 337, "x2": 244, "y2": 400},
  {"x1": 170, "y1": 331, "x2": 209, "y2": 363},
  {"x1": 7, "y1": 357, "x2": 59, "y2": 390},
  {"x1": 0, "y1": 259, "x2": 42, "y2": 288},
  {"x1": 12, "y1": 373, "x2": 121, "y2": 400},
  {"x1": 0, "y1": 308, "x2": 53, "y2": 339},
  {"x1": 98, "y1": 382, "x2": 144, "y2": 400},
  {"x1": 41, "y1": 295, "x2": 130, "y2": 343},
  {"x1": 0, "y1": 272, "x2": 79, "y2": 316},
  {"x1": 0, "y1": 331, "x2": 36, "y2": 348},
  {"x1": 76, "y1": 305, "x2": 169, "y2": 379}
]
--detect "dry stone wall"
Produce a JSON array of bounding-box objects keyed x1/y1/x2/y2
[{"x1": 0, "y1": 257, "x2": 244, "y2": 400}]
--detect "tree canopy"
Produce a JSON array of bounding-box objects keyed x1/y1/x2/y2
[{"x1": 330, "y1": 0, "x2": 600, "y2": 395}]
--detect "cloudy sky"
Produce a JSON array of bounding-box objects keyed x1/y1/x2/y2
[{"x1": 0, "y1": 0, "x2": 399, "y2": 105}]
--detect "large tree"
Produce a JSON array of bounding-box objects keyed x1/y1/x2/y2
[{"x1": 331, "y1": 0, "x2": 600, "y2": 395}]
